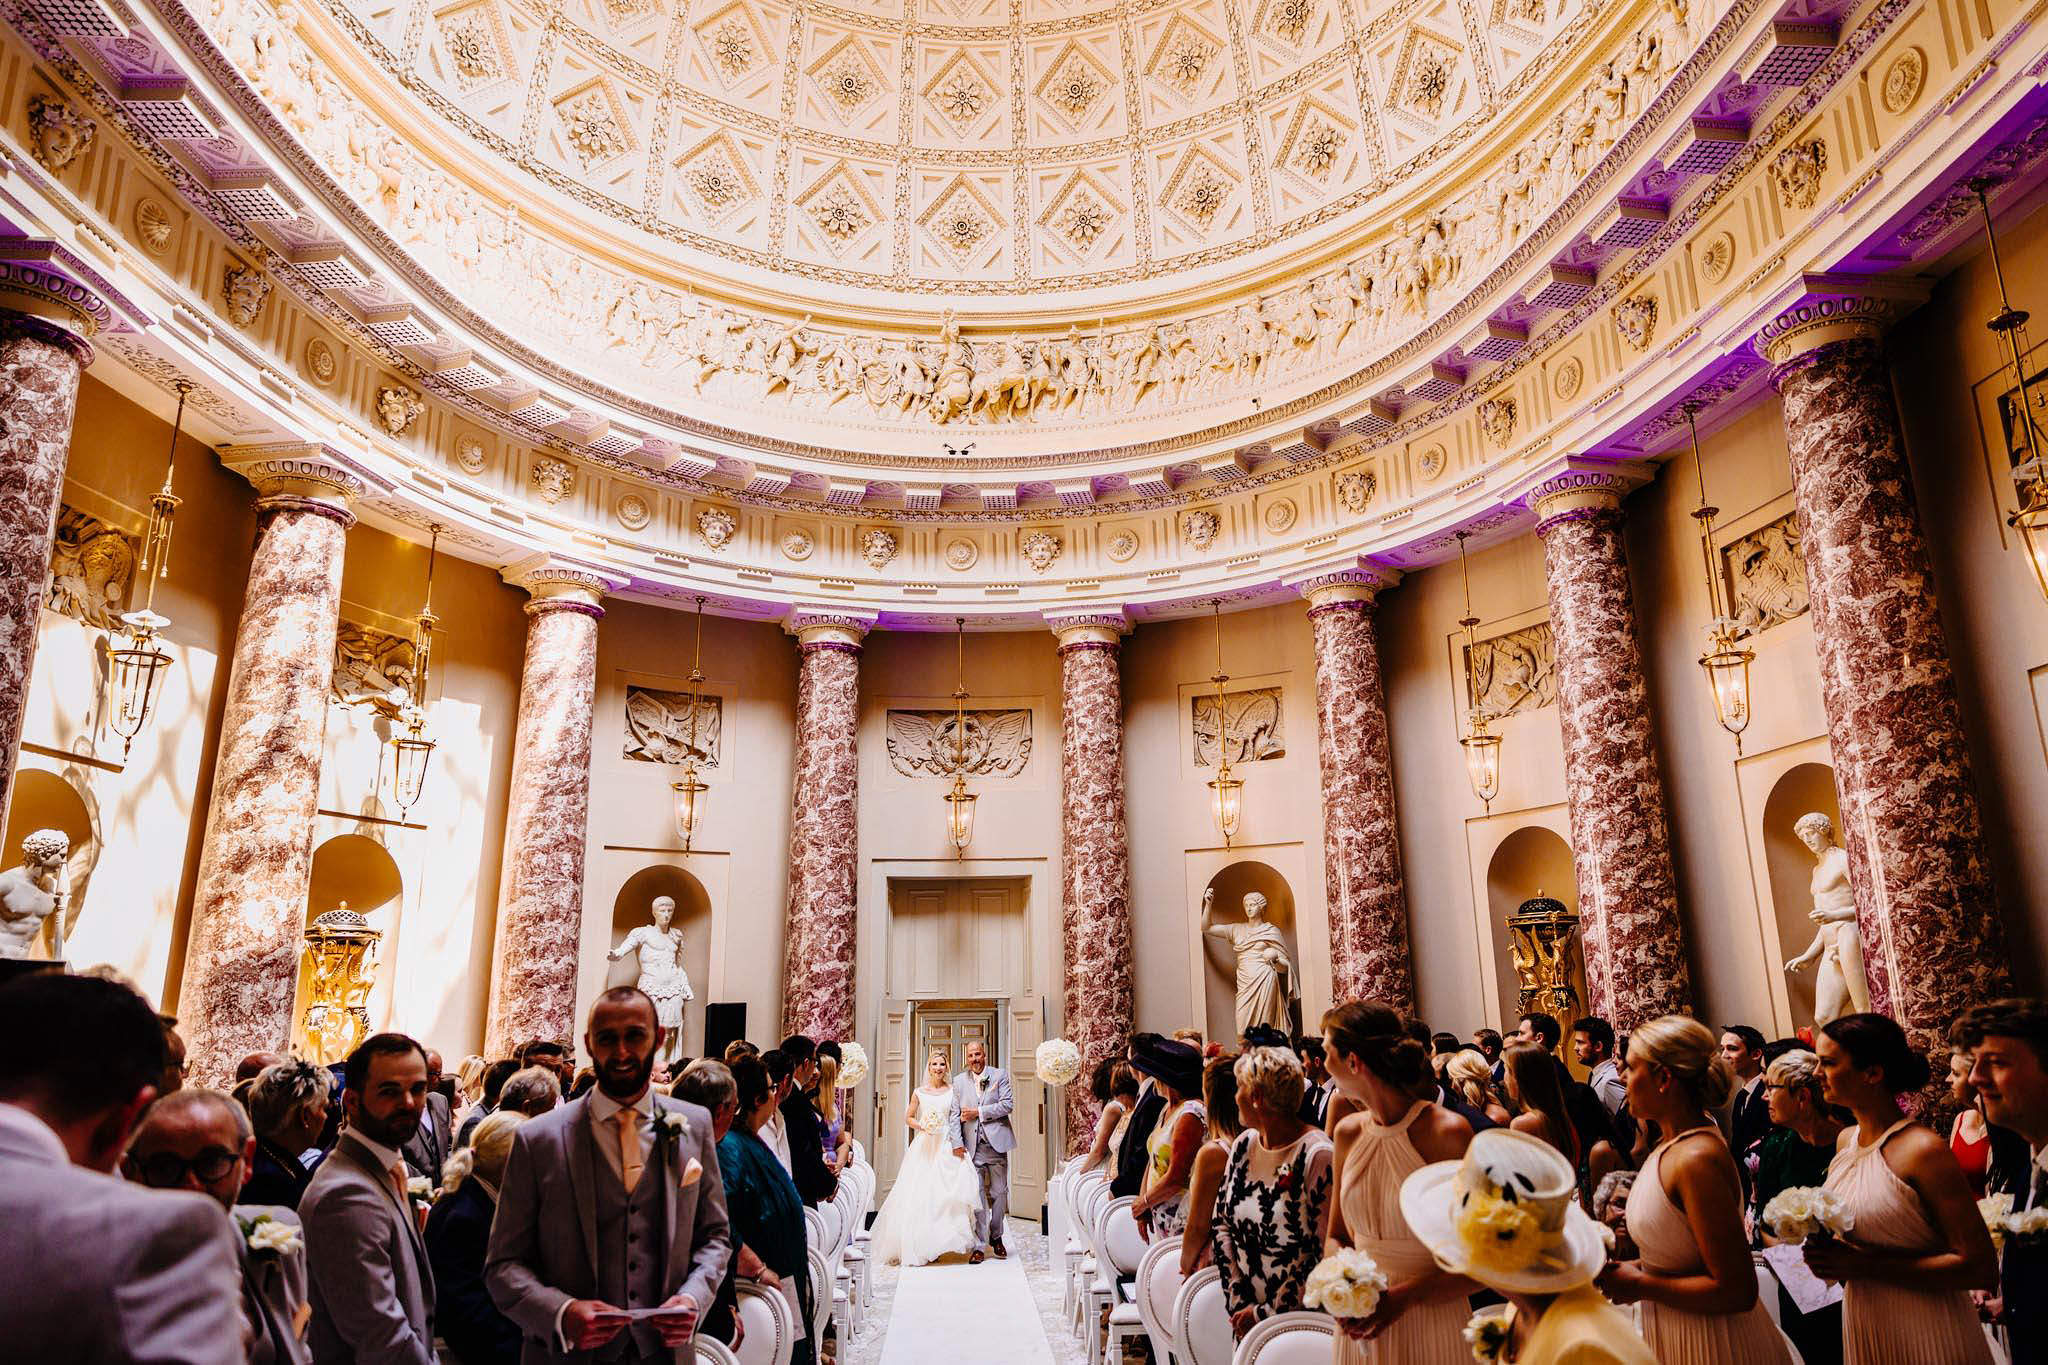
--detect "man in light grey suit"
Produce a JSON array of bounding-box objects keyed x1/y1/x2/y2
[
  {"x1": 301, "y1": 1031, "x2": 438, "y2": 1364},
  {"x1": 488, "y1": 987, "x2": 732, "y2": 1363},
  {"x1": 952, "y1": 1040, "x2": 1016, "y2": 1259},
  {"x1": 401, "y1": 1048, "x2": 451, "y2": 1184},
  {"x1": 0, "y1": 971, "x2": 244, "y2": 1364}
]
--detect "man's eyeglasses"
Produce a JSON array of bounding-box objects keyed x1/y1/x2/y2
[{"x1": 132, "y1": 1146, "x2": 242, "y2": 1189}]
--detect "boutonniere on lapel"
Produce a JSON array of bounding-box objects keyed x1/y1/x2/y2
[
  {"x1": 657, "y1": 1109, "x2": 704, "y2": 1187},
  {"x1": 405, "y1": 1175, "x2": 438, "y2": 1210},
  {"x1": 237, "y1": 1212, "x2": 303, "y2": 1257}
]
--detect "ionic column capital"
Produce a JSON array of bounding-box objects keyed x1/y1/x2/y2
[
  {"x1": 219, "y1": 442, "x2": 391, "y2": 526},
  {"x1": 502, "y1": 554, "x2": 622, "y2": 617},
  {"x1": 1755, "y1": 273, "x2": 1930, "y2": 378},
  {"x1": 1517, "y1": 458, "x2": 1651, "y2": 535},
  {"x1": 1045, "y1": 609, "x2": 1130, "y2": 652},
  {"x1": 786, "y1": 606, "x2": 875, "y2": 652},
  {"x1": 0, "y1": 259, "x2": 108, "y2": 356},
  {"x1": 1286, "y1": 558, "x2": 1401, "y2": 612}
]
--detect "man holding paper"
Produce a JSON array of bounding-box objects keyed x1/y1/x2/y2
[{"x1": 487, "y1": 987, "x2": 732, "y2": 1363}]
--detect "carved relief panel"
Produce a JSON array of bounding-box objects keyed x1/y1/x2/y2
[
  {"x1": 1721, "y1": 511, "x2": 1809, "y2": 635},
  {"x1": 885, "y1": 709, "x2": 1033, "y2": 778},
  {"x1": 1463, "y1": 623, "x2": 1555, "y2": 718},
  {"x1": 624, "y1": 685, "x2": 724, "y2": 766},
  {"x1": 45, "y1": 506, "x2": 138, "y2": 631},
  {"x1": 331, "y1": 622, "x2": 418, "y2": 710},
  {"x1": 1191, "y1": 686, "x2": 1284, "y2": 767}
]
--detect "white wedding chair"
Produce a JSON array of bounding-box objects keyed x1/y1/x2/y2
[
  {"x1": 1083, "y1": 1194, "x2": 1135, "y2": 1362},
  {"x1": 806, "y1": 1245, "x2": 834, "y2": 1363},
  {"x1": 1170, "y1": 1267, "x2": 1233, "y2": 1365},
  {"x1": 1133, "y1": 1238, "x2": 1185, "y2": 1365},
  {"x1": 1232, "y1": 1311, "x2": 1334, "y2": 1365},
  {"x1": 695, "y1": 1339, "x2": 741, "y2": 1365},
  {"x1": 732, "y1": 1282, "x2": 796, "y2": 1365},
  {"x1": 836, "y1": 1180, "x2": 870, "y2": 1317},
  {"x1": 1066, "y1": 1172, "x2": 1109, "y2": 1327},
  {"x1": 1098, "y1": 1197, "x2": 1148, "y2": 1365},
  {"x1": 1070, "y1": 1177, "x2": 1113, "y2": 1336}
]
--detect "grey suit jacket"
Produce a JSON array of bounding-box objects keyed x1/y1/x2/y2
[
  {"x1": 401, "y1": 1092, "x2": 451, "y2": 1183},
  {"x1": 953, "y1": 1068, "x2": 1016, "y2": 1155},
  {"x1": 301, "y1": 1132, "x2": 438, "y2": 1364},
  {"x1": 485, "y1": 1092, "x2": 733, "y2": 1365},
  {"x1": 0, "y1": 1103, "x2": 244, "y2": 1364}
]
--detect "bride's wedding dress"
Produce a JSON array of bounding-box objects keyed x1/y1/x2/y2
[{"x1": 870, "y1": 1086, "x2": 981, "y2": 1267}]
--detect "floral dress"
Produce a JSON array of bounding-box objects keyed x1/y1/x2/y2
[{"x1": 1210, "y1": 1127, "x2": 1333, "y2": 1321}]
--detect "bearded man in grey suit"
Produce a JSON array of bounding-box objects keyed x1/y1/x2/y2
[
  {"x1": 952, "y1": 1040, "x2": 1016, "y2": 1260},
  {"x1": 488, "y1": 987, "x2": 732, "y2": 1363}
]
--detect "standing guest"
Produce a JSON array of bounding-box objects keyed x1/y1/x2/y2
[
  {"x1": 513, "y1": 1040, "x2": 572, "y2": 1092},
  {"x1": 1078, "y1": 1058, "x2": 1139, "y2": 1176},
  {"x1": 1514, "y1": 1012, "x2": 1563, "y2": 1058},
  {"x1": 1721, "y1": 1026, "x2": 1771, "y2": 1162},
  {"x1": 451, "y1": 1055, "x2": 486, "y2": 1115},
  {"x1": 1475, "y1": 1027, "x2": 1506, "y2": 1085},
  {"x1": 565, "y1": 1068, "x2": 597, "y2": 1102},
  {"x1": 723, "y1": 1039, "x2": 760, "y2": 1066},
  {"x1": 302, "y1": 1032, "x2": 438, "y2": 1364},
  {"x1": 1178, "y1": 1054, "x2": 1242, "y2": 1277},
  {"x1": 245, "y1": 1059, "x2": 334, "y2": 1209},
  {"x1": 1506, "y1": 1044, "x2": 1580, "y2": 1167},
  {"x1": 953, "y1": 1039, "x2": 1016, "y2": 1259},
  {"x1": 498, "y1": 1064, "x2": 562, "y2": 1119},
  {"x1": 1749, "y1": 1048, "x2": 1844, "y2": 1365},
  {"x1": 1174, "y1": 1028, "x2": 1206, "y2": 1049},
  {"x1": 456, "y1": 1059, "x2": 519, "y2": 1150},
  {"x1": 1443, "y1": 1049, "x2": 1509, "y2": 1131},
  {"x1": 671, "y1": 1061, "x2": 750, "y2": 1353},
  {"x1": 1574, "y1": 1018, "x2": 1627, "y2": 1119},
  {"x1": 424, "y1": 1111, "x2": 525, "y2": 1365},
  {"x1": 240, "y1": 1051, "x2": 288, "y2": 1083},
  {"x1": 816, "y1": 1053, "x2": 853, "y2": 1172},
  {"x1": 717, "y1": 1056, "x2": 815, "y2": 1365},
  {"x1": 0, "y1": 973, "x2": 241, "y2": 1364},
  {"x1": 1323, "y1": 1001, "x2": 1474, "y2": 1363},
  {"x1": 1944, "y1": 1045, "x2": 1999, "y2": 1199},
  {"x1": 1129, "y1": 1036, "x2": 1207, "y2": 1240},
  {"x1": 159, "y1": 1013, "x2": 189, "y2": 1095},
  {"x1": 1210, "y1": 1048, "x2": 1329, "y2": 1333},
  {"x1": 778, "y1": 1034, "x2": 839, "y2": 1206},
  {"x1": 487, "y1": 988, "x2": 731, "y2": 1364},
  {"x1": 1808, "y1": 1012, "x2": 1997, "y2": 1363},
  {"x1": 1958, "y1": 998, "x2": 2048, "y2": 1363},
  {"x1": 1295, "y1": 1037, "x2": 1331, "y2": 1126},
  {"x1": 402, "y1": 1048, "x2": 452, "y2": 1185},
  {"x1": 1113, "y1": 1033, "x2": 1168, "y2": 1198}
]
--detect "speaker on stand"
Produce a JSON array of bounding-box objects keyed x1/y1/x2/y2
[{"x1": 703, "y1": 1002, "x2": 747, "y2": 1061}]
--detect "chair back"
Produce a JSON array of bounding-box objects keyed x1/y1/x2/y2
[
  {"x1": 1134, "y1": 1238, "x2": 1185, "y2": 1363},
  {"x1": 1232, "y1": 1311, "x2": 1334, "y2": 1365},
  {"x1": 1171, "y1": 1267, "x2": 1233, "y2": 1365},
  {"x1": 694, "y1": 1339, "x2": 741, "y2": 1365},
  {"x1": 1100, "y1": 1196, "x2": 1145, "y2": 1276},
  {"x1": 806, "y1": 1246, "x2": 831, "y2": 1324},
  {"x1": 732, "y1": 1283, "x2": 796, "y2": 1365},
  {"x1": 803, "y1": 1206, "x2": 826, "y2": 1252}
]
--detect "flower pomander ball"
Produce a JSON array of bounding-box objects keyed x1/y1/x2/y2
[
  {"x1": 1454, "y1": 1185, "x2": 1546, "y2": 1276},
  {"x1": 1301, "y1": 1247, "x2": 1388, "y2": 1320},
  {"x1": 1761, "y1": 1186, "x2": 1852, "y2": 1245},
  {"x1": 837, "y1": 1042, "x2": 870, "y2": 1089},
  {"x1": 1034, "y1": 1038, "x2": 1082, "y2": 1087}
]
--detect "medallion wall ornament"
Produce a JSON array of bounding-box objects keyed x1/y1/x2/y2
[
  {"x1": 131, "y1": 198, "x2": 173, "y2": 254},
  {"x1": 220, "y1": 264, "x2": 271, "y2": 327},
  {"x1": 943, "y1": 537, "x2": 978, "y2": 570},
  {"x1": 375, "y1": 384, "x2": 424, "y2": 436},
  {"x1": 303, "y1": 337, "x2": 336, "y2": 385},
  {"x1": 1553, "y1": 358, "x2": 1584, "y2": 399},
  {"x1": 781, "y1": 528, "x2": 814, "y2": 560},
  {"x1": 697, "y1": 505, "x2": 737, "y2": 548},
  {"x1": 1021, "y1": 529, "x2": 1062, "y2": 573},
  {"x1": 1105, "y1": 531, "x2": 1139, "y2": 562},
  {"x1": 529, "y1": 455, "x2": 575, "y2": 504},
  {"x1": 1773, "y1": 139, "x2": 1828, "y2": 211},
  {"x1": 1416, "y1": 446, "x2": 1447, "y2": 482},
  {"x1": 1699, "y1": 232, "x2": 1735, "y2": 283},
  {"x1": 1882, "y1": 48, "x2": 1925, "y2": 113},
  {"x1": 453, "y1": 436, "x2": 486, "y2": 473},
  {"x1": 614, "y1": 490, "x2": 652, "y2": 530},
  {"x1": 1264, "y1": 498, "x2": 1299, "y2": 533},
  {"x1": 1613, "y1": 294, "x2": 1658, "y2": 351},
  {"x1": 25, "y1": 93, "x2": 93, "y2": 171},
  {"x1": 1182, "y1": 508, "x2": 1221, "y2": 551},
  {"x1": 1480, "y1": 396, "x2": 1517, "y2": 448}
]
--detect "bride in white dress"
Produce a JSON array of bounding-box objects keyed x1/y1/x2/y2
[{"x1": 869, "y1": 1050, "x2": 982, "y2": 1267}]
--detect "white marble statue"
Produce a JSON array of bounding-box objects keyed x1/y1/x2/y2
[
  {"x1": 0, "y1": 829, "x2": 69, "y2": 960},
  {"x1": 607, "y1": 895, "x2": 694, "y2": 1062},
  {"x1": 1783, "y1": 811, "x2": 1869, "y2": 1025},
  {"x1": 1201, "y1": 887, "x2": 1295, "y2": 1040}
]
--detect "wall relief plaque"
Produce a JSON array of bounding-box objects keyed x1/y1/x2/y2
[
  {"x1": 885, "y1": 709, "x2": 1032, "y2": 778},
  {"x1": 1191, "y1": 687, "x2": 1284, "y2": 768},
  {"x1": 624, "y1": 686, "x2": 723, "y2": 766},
  {"x1": 1722, "y1": 511, "x2": 1809, "y2": 635},
  {"x1": 332, "y1": 622, "x2": 418, "y2": 711},
  {"x1": 1464, "y1": 623, "x2": 1556, "y2": 717},
  {"x1": 46, "y1": 506, "x2": 138, "y2": 631}
]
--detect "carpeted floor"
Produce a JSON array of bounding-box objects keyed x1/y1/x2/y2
[{"x1": 842, "y1": 1217, "x2": 1088, "y2": 1365}]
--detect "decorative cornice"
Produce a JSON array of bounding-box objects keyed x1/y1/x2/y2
[
  {"x1": 786, "y1": 606, "x2": 876, "y2": 652},
  {"x1": 218, "y1": 442, "x2": 390, "y2": 524},
  {"x1": 0, "y1": 258, "x2": 105, "y2": 351},
  {"x1": 1045, "y1": 609, "x2": 1131, "y2": 651},
  {"x1": 1754, "y1": 272, "x2": 1932, "y2": 374},
  {"x1": 1517, "y1": 458, "x2": 1653, "y2": 534},
  {"x1": 1285, "y1": 558, "x2": 1402, "y2": 612},
  {"x1": 501, "y1": 554, "x2": 623, "y2": 617}
]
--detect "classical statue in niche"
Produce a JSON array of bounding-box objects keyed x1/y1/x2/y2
[
  {"x1": 623, "y1": 686, "x2": 722, "y2": 766},
  {"x1": 608, "y1": 895, "x2": 694, "y2": 1063},
  {"x1": 0, "y1": 829, "x2": 70, "y2": 959},
  {"x1": 1783, "y1": 811, "x2": 1869, "y2": 1025},
  {"x1": 1201, "y1": 887, "x2": 1295, "y2": 1040}
]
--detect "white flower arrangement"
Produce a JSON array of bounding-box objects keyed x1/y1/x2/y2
[
  {"x1": 1761, "y1": 1185, "x2": 1852, "y2": 1244},
  {"x1": 1301, "y1": 1247, "x2": 1388, "y2": 1320},
  {"x1": 916, "y1": 1105, "x2": 946, "y2": 1138},
  {"x1": 837, "y1": 1042, "x2": 870, "y2": 1089},
  {"x1": 1034, "y1": 1038, "x2": 1082, "y2": 1087},
  {"x1": 237, "y1": 1213, "x2": 303, "y2": 1256},
  {"x1": 1462, "y1": 1306, "x2": 1512, "y2": 1363},
  {"x1": 1981, "y1": 1192, "x2": 2014, "y2": 1252}
]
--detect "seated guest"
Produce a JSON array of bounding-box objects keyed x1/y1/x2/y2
[
  {"x1": 720, "y1": 1056, "x2": 815, "y2": 1364},
  {"x1": 1295, "y1": 1036, "x2": 1331, "y2": 1127},
  {"x1": 1112, "y1": 1033, "x2": 1168, "y2": 1198},
  {"x1": 778, "y1": 1034, "x2": 839, "y2": 1206},
  {"x1": 1077, "y1": 1057, "x2": 1139, "y2": 1176},
  {"x1": 1749, "y1": 1048, "x2": 1844, "y2": 1365},
  {"x1": 673, "y1": 1061, "x2": 749, "y2": 1352},
  {"x1": 455, "y1": 1058, "x2": 519, "y2": 1150},
  {"x1": 1959, "y1": 998, "x2": 2048, "y2": 1363},
  {"x1": 1210, "y1": 1047, "x2": 1330, "y2": 1336},
  {"x1": 815, "y1": 1052, "x2": 853, "y2": 1172},
  {"x1": 1128, "y1": 1037, "x2": 1206, "y2": 1241},
  {"x1": 1574, "y1": 1018, "x2": 1626, "y2": 1119},
  {"x1": 302, "y1": 1032, "x2": 438, "y2": 1364},
  {"x1": 244, "y1": 1058, "x2": 333, "y2": 1209},
  {"x1": 0, "y1": 972, "x2": 242, "y2": 1364},
  {"x1": 425, "y1": 1111, "x2": 525, "y2": 1365},
  {"x1": 1444, "y1": 1048, "x2": 1509, "y2": 1130},
  {"x1": 127, "y1": 1089, "x2": 312, "y2": 1364},
  {"x1": 1178, "y1": 1054, "x2": 1241, "y2": 1276},
  {"x1": 760, "y1": 1048, "x2": 795, "y2": 1172},
  {"x1": 498, "y1": 1063, "x2": 562, "y2": 1118}
]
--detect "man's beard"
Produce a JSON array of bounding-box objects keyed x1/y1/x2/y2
[
  {"x1": 598, "y1": 1050, "x2": 655, "y2": 1101},
  {"x1": 356, "y1": 1103, "x2": 423, "y2": 1148}
]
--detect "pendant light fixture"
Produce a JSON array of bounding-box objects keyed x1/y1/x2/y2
[
  {"x1": 105, "y1": 382, "x2": 188, "y2": 757},
  {"x1": 671, "y1": 596, "x2": 710, "y2": 853},
  {"x1": 1972, "y1": 179, "x2": 2048, "y2": 604},
  {"x1": 942, "y1": 617, "x2": 978, "y2": 856},
  {"x1": 1455, "y1": 531, "x2": 1502, "y2": 811},
  {"x1": 1206, "y1": 599, "x2": 1245, "y2": 846},
  {"x1": 1686, "y1": 407, "x2": 1754, "y2": 750},
  {"x1": 387, "y1": 525, "x2": 440, "y2": 815}
]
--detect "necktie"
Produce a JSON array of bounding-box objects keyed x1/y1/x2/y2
[
  {"x1": 615, "y1": 1108, "x2": 644, "y2": 1193},
  {"x1": 387, "y1": 1161, "x2": 410, "y2": 1210}
]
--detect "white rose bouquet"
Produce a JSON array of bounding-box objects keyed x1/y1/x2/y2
[
  {"x1": 916, "y1": 1104, "x2": 946, "y2": 1138},
  {"x1": 1761, "y1": 1186, "x2": 1852, "y2": 1244},
  {"x1": 837, "y1": 1042, "x2": 870, "y2": 1089},
  {"x1": 1301, "y1": 1247, "x2": 1388, "y2": 1320},
  {"x1": 1034, "y1": 1038, "x2": 1082, "y2": 1087}
]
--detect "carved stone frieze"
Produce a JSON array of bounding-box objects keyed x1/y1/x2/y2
[
  {"x1": 1335, "y1": 468, "x2": 1376, "y2": 514},
  {"x1": 1722, "y1": 511, "x2": 1809, "y2": 634},
  {"x1": 884, "y1": 708, "x2": 1032, "y2": 779},
  {"x1": 859, "y1": 528, "x2": 898, "y2": 569},
  {"x1": 221, "y1": 263, "x2": 271, "y2": 327},
  {"x1": 1479, "y1": 396, "x2": 1517, "y2": 448},
  {"x1": 331, "y1": 621, "x2": 417, "y2": 710},
  {"x1": 1182, "y1": 509, "x2": 1221, "y2": 551},
  {"x1": 624, "y1": 685, "x2": 722, "y2": 765},
  {"x1": 530, "y1": 455, "x2": 576, "y2": 504},
  {"x1": 697, "y1": 506, "x2": 737, "y2": 548},
  {"x1": 26, "y1": 93, "x2": 93, "y2": 171},
  {"x1": 1463, "y1": 622, "x2": 1557, "y2": 718},
  {"x1": 1021, "y1": 529, "x2": 1062, "y2": 573},
  {"x1": 1613, "y1": 294, "x2": 1657, "y2": 351},
  {"x1": 376, "y1": 384, "x2": 424, "y2": 436},
  {"x1": 45, "y1": 506, "x2": 138, "y2": 631},
  {"x1": 1191, "y1": 686, "x2": 1285, "y2": 768},
  {"x1": 1773, "y1": 139, "x2": 1827, "y2": 211}
]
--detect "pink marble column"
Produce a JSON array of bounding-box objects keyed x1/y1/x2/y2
[
  {"x1": 483, "y1": 562, "x2": 614, "y2": 1057},
  {"x1": 0, "y1": 271, "x2": 102, "y2": 838},
  {"x1": 181, "y1": 448, "x2": 369, "y2": 1086},
  {"x1": 1759, "y1": 292, "x2": 2008, "y2": 1043},
  {"x1": 1047, "y1": 611, "x2": 1133, "y2": 1154},
  {"x1": 778, "y1": 610, "x2": 872, "y2": 1043},
  {"x1": 1291, "y1": 564, "x2": 1414, "y2": 1012},
  {"x1": 1529, "y1": 467, "x2": 1692, "y2": 1029}
]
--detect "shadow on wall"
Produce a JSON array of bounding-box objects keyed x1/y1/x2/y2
[
  {"x1": 608, "y1": 864, "x2": 713, "y2": 1052},
  {"x1": 1, "y1": 767, "x2": 96, "y2": 950},
  {"x1": 1200, "y1": 860, "x2": 1300, "y2": 1044},
  {"x1": 1762, "y1": 762, "x2": 1843, "y2": 1034},
  {"x1": 1485, "y1": 826, "x2": 1581, "y2": 1034}
]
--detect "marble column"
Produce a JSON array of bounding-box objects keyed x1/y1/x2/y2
[
  {"x1": 0, "y1": 266, "x2": 103, "y2": 837},
  {"x1": 1758, "y1": 289, "x2": 2008, "y2": 1040},
  {"x1": 1528, "y1": 466, "x2": 1692, "y2": 1029},
  {"x1": 181, "y1": 448, "x2": 369, "y2": 1086},
  {"x1": 778, "y1": 609, "x2": 872, "y2": 1043},
  {"x1": 1047, "y1": 611, "x2": 1133, "y2": 1154},
  {"x1": 483, "y1": 562, "x2": 614, "y2": 1058},
  {"x1": 1291, "y1": 563, "x2": 1414, "y2": 1012}
]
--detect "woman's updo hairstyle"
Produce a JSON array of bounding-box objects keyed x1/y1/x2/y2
[
  {"x1": 1822, "y1": 1011, "x2": 1932, "y2": 1094},
  {"x1": 1627, "y1": 1015, "x2": 1737, "y2": 1110},
  {"x1": 1321, "y1": 1001, "x2": 1432, "y2": 1095}
]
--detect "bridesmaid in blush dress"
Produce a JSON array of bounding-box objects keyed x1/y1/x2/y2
[{"x1": 1810, "y1": 1014, "x2": 1998, "y2": 1365}]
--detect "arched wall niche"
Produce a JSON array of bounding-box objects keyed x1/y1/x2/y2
[
  {"x1": 607, "y1": 864, "x2": 713, "y2": 1055},
  {"x1": 1199, "y1": 860, "x2": 1300, "y2": 1045},
  {"x1": 1760, "y1": 762, "x2": 1844, "y2": 1034},
  {"x1": 0, "y1": 766, "x2": 96, "y2": 950},
  {"x1": 1484, "y1": 826, "x2": 1583, "y2": 1045},
  {"x1": 293, "y1": 833, "x2": 404, "y2": 1053}
]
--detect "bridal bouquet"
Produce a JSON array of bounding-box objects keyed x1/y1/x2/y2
[
  {"x1": 837, "y1": 1042, "x2": 870, "y2": 1089},
  {"x1": 917, "y1": 1105, "x2": 947, "y2": 1138},
  {"x1": 1301, "y1": 1248, "x2": 1388, "y2": 1320},
  {"x1": 1035, "y1": 1038, "x2": 1082, "y2": 1087},
  {"x1": 1761, "y1": 1186, "x2": 1852, "y2": 1244}
]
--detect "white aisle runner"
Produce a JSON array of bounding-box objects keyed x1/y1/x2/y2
[{"x1": 871, "y1": 1250, "x2": 1057, "y2": 1365}]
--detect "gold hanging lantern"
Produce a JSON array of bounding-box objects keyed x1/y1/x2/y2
[
  {"x1": 671, "y1": 596, "x2": 710, "y2": 852},
  {"x1": 1686, "y1": 408, "x2": 1753, "y2": 749},
  {"x1": 942, "y1": 618, "x2": 978, "y2": 854},
  {"x1": 105, "y1": 383, "x2": 190, "y2": 757},
  {"x1": 1974, "y1": 179, "x2": 2048, "y2": 607},
  {"x1": 388, "y1": 526, "x2": 440, "y2": 815},
  {"x1": 1205, "y1": 600, "x2": 1245, "y2": 846},
  {"x1": 300, "y1": 902, "x2": 381, "y2": 1065},
  {"x1": 1454, "y1": 531, "x2": 1503, "y2": 810},
  {"x1": 2014, "y1": 467, "x2": 2048, "y2": 602}
]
